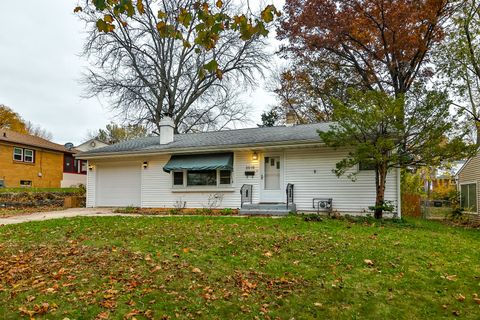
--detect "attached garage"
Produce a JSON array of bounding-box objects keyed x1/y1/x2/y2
[{"x1": 95, "y1": 161, "x2": 141, "y2": 207}]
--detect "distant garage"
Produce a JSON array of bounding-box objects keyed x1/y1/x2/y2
[{"x1": 95, "y1": 161, "x2": 141, "y2": 207}]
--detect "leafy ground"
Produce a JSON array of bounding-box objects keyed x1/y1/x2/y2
[
  {"x1": 0, "y1": 206, "x2": 62, "y2": 218},
  {"x1": 0, "y1": 216, "x2": 479, "y2": 319},
  {"x1": 0, "y1": 188, "x2": 83, "y2": 194}
]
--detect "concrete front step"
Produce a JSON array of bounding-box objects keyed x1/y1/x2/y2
[{"x1": 240, "y1": 203, "x2": 296, "y2": 216}]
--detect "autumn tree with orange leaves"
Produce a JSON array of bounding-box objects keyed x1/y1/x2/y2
[
  {"x1": 278, "y1": 0, "x2": 452, "y2": 97},
  {"x1": 277, "y1": 0, "x2": 473, "y2": 218}
]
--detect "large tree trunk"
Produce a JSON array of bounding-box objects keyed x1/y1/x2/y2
[{"x1": 374, "y1": 164, "x2": 388, "y2": 219}]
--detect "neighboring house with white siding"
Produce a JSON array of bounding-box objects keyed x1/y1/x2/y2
[
  {"x1": 77, "y1": 117, "x2": 401, "y2": 216},
  {"x1": 456, "y1": 155, "x2": 480, "y2": 214}
]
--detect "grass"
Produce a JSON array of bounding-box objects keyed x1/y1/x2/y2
[
  {"x1": 423, "y1": 206, "x2": 453, "y2": 219},
  {"x1": 113, "y1": 207, "x2": 239, "y2": 216},
  {"x1": 0, "y1": 216, "x2": 479, "y2": 319},
  {"x1": 0, "y1": 188, "x2": 83, "y2": 194}
]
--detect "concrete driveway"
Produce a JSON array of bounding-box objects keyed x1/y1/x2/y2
[{"x1": 0, "y1": 208, "x2": 139, "y2": 225}]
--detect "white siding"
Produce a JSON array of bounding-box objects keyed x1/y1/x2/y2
[
  {"x1": 141, "y1": 151, "x2": 261, "y2": 209},
  {"x1": 89, "y1": 147, "x2": 399, "y2": 214},
  {"x1": 284, "y1": 147, "x2": 398, "y2": 213},
  {"x1": 86, "y1": 160, "x2": 96, "y2": 207}
]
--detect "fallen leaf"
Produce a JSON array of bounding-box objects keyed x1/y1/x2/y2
[
  {"x1": 314, "y1": 302, "x2": 322, "y2": 307},
  {"x1": 364, "y1": 259, "x2": 374, "y2": 266},
  {"x1": 96, "y1": 311, "x2": 110, "y2": 319},
  {"x1": 191, "y1": 267, "x2": 202, "y2": 274},
  {"x1": 263, "y1": 251, "x2": 273, "y2": 258},
  {"x1": 441, "y1": 274, "x2": 457, "y2": 281},
  {"x1": 125, "y1": 309, "x2": 140, "y2": 319},
  {"x1": 457, "y1": 294, "x2": 465, "y2": 302}
]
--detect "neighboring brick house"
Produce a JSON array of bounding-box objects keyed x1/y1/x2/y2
[{"x1": 0, "y1": 129, "x2": 84, "y2": 188}]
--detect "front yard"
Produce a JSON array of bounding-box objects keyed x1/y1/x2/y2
[{"x1": 0, "y1": 216, "x2": 479, "y2": 319}]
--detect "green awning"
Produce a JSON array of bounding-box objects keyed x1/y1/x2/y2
[{"x1": 163, "y1": 153, "x2": 233, "y2": 173}]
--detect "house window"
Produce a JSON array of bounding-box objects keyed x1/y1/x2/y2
[
  {"x1": 13, "y1": 147, "x2": 23, "y2": 161},
  {"x1": 80, "y1": 160, "x2": 88, "y2": 174},
  {"x1": 187, "y1": 170, "x2": 217, "y2": 186},
  {"x1": 219, "y1": 170, "x2": 231, "y2": 185},
  {"x1": 173, "y1": 169, "x2": 233, "y2": 188},
  {"x1": 460, "y1": 183, "x2": 477, "y2": 212},
  {"x1": 20, "y1": 180, "x2": 32, "y2": 187},
  {"x1": 359, "y1": 160, "x2": 375, "y2": 171},
  {"x1": 173, "y1": 171, "x2": 184, "y2": 186},
  {"x1": 24, "y1": 149, "x2": 34, "y2": 163},
  {"x1": 13, "y1": 147, "x2": 35, "y2": 163}
]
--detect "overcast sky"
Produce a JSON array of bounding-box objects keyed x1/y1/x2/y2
[{"x1": 0, "y1": 1, "x2": 283, "y2": 145}]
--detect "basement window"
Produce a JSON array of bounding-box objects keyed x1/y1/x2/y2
[{"x1": 20, "y1": 180, "x2": 32, "y2": 187}]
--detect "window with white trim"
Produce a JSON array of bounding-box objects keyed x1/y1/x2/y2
[
  {"x1": 13, "y1": 147, "x2": 23, "y2": 161},
  {"x1": 24, "y1": 149, "x2": 34, "y2": 163},
  {"x1": 460, "y1": 183, "x2": 477, "y2": 212},
  {"x1": 13, "y1": 147, "x2": 35, "y2": 163},
  {"x1": 219, "y1": 170, "x2": 231, "y2": 185},
  {"x1": 172, "y1": 169, "x2": 232, "y2": 188},
  {"x1": 173, "y1": 171, "x2": 184, "y2": 186}
]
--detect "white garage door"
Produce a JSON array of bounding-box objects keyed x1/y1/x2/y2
[{"x1": 96, "y1": 162, "x2": 141, "y2": 207}]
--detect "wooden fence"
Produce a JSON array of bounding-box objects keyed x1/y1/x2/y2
[{"x1": 402, "y1": 194, "x2": 422, "y2": 217}]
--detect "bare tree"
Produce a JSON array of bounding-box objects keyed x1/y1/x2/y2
[
  {"x1": 78, "y1": 0, "x2": 269, "y2": 133},
  {"x1": 25, "y1": 121, "x2": 53, "y2": 140}
]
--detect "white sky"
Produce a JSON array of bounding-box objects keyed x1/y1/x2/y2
[{"x1": 0, "y1": 0, "x2": 284, "y2": 145}]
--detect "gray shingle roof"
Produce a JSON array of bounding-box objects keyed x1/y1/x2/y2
[{"x1": 78, "y1": 123, "x2": 333, "y2": 157}]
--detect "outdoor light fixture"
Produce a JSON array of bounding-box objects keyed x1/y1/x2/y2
[
  {"x1": 252, "y1": 151, "x2": 258, "y2": 161},
  {"x1": 88, "y1": 165, "x2": 94, "y2": 171},
  {"x1": 142, "y1": 161, "x2": 149, "y2": 169}
]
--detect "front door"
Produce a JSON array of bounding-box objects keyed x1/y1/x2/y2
[{"x1": 261, "y1": 154, "x2": 284, "y2": 203}]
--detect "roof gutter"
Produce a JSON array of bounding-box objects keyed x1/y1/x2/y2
[{"x1": 76, "y1": 140, "x2": 325, "y2": 160}]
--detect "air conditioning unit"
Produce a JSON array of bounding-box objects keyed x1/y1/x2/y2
[{"x1": 313, "y1": 198, "x2": 333, "y2": 213}]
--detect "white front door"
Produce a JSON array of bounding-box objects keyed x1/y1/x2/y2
[{"x1": 261, "y1": 154, "x2": 284, "y2": 203}]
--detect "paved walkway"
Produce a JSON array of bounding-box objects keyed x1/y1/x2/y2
[{"x1": 0, "y1": 208, "x2": 140, "y2": 225}]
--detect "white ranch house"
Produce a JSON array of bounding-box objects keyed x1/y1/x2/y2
[{"x1": 77, "y1": 118, "x2": 401, "y2": 216}]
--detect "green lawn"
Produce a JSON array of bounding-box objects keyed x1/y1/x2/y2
[
  {"x1": 0, "y1": 216, "x2": 479, "y2": 319},
  {"x1": 0, "y1": 187, "x2": 82, "y2": 194}
]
